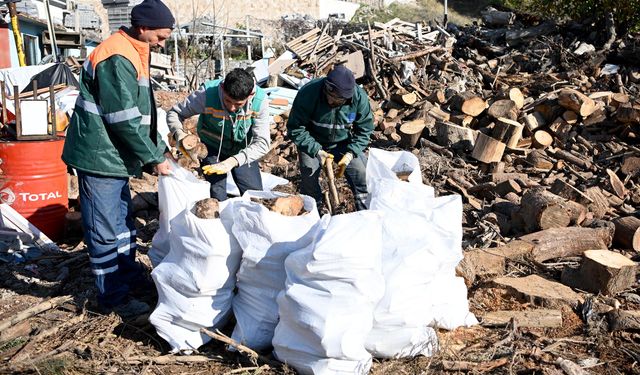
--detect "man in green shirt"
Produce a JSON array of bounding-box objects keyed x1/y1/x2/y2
[{"x1": 287, "y1": 65, "x2": 374, "y2": 211}]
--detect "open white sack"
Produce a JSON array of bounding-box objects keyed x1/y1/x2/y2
[
  {"x1": 149, "y1": 160, "x2": 210, "y2": 267},
  {"x1": 150, "y1": 198, "x2": 243, "y2": 352},
  {"x1": 273, "y1": 212, "x2": 385, "y2": 375},
  {"x1": 231, "y1": 191, "x2": 320, "y2": 351},
  {"x1": 366, "y1": 148, "x2": 430, "y2": 188},
  {"x1": 364, "y1": 152, "x2": 477, "y2": 359}
]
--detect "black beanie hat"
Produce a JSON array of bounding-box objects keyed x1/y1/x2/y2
[
  {"x1": 131, "y1": 0, "x2": 175, "y2": 29},
  {"x1": 325, "y1": 65, "x2": 356, "y2": 99}
]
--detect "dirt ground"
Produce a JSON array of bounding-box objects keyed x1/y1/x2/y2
[{"x1": 1, "y1": 148, "x2": 639, "y2": 375}]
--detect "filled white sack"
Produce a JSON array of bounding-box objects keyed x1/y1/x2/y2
[
  {"x1": 364, "y1": 155, "x2": 477, "y2": 359},
  {"x1": 273, "y1": 212, "x2": 385, "y2": 375},
  {"x1": 231, "y1": 191, "x2": 320, "y2": 351},
  {"x1": 148, "y1": 160, "x2": 210, "y2": 267},
  {"x1": 150, "y1": 198, "x2": 243, "y2": 352},
  {"x1": 366, "y1": 148, "x2": 431, "y2": 188}
]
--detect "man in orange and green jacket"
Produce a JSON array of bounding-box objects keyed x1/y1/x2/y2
[{"x1": 62, "y1": 0, "x2": 174, "y2": 317}]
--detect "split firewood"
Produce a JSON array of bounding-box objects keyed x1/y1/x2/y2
[
  {"x1": 192, "y1": 198, "x2": 220, "y2": 219},
  {"x1": 492, "y1": 117, "x2": 523, "y2": 148},
  {"x1": 621, "y1": 156, "x2": 640, "y2": 176},
  {"x1": 523, "y1": 112, "x2": 546, "y2": 133},
  {"x1": 562, "y1": 250, "x2": 637, "y2": 295},
  {"x1": 428, "y1": 89, "x2": 446, "y2": 104},
  {"x1": 606, "y1": 169, "x2": 627, "y2": 198},
  {"x1": 509, "y1": 88, "x2": 525, "y2": 110},
  {"x1": 557, "y1": 88, "x2": 597, "y2": 117},
  {"x1": 481, "y1": 309, "x2": 562, "y2": 328},
  {"x1": 271, "y1": 195, "x2": 306, "y2": 216},
  {"x1": 526, "y1": 150, "x2": 554, "y2": 169},
  {"x1": 472, "y1": 133, "x2": 505, "y2": 163}
]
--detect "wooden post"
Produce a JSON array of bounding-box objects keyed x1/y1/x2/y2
[
  {"x1": 13, "y1": 85, "x2": 21, "y2": 139},
  {"x1": 1, "y1": 81, "x2": 7, "y2": 125}
]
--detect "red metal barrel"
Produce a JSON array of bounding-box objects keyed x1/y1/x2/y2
[{"x1": 0, "y1": 138, "x2": 68, "y2": 241}]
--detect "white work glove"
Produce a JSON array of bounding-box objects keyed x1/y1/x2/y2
[
  {"x1": 336, "y1": 152, "x2": 353, "y2": 178},
  {"x1": 316, "y1": 149, "x2": 334, "y2": 167},
  {"x1": 202, "y1": 157, "x2": 239, "y2": 175}
]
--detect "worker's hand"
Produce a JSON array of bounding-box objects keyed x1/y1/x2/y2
[
  {"x1": 316, "y1": 150, "x2": 334, "y2": 167},
  {"x1": 202, "y1": 157, "x2": 239, "y2": 175},
  {"x1": 335, "y1": 152, "x2": 353, "y2": 178},
  {"x1": 173, "y1": 128, "x2": 188, "y2": 143},
  {"x1": 154, "y1": 157, "x2": 173, "y2": 176}
]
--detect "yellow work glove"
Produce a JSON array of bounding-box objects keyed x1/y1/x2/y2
[
  {"x1": 202, "y1": 157, "x2": 239, "y2": 175},
  {"x1": 335, "y1": 152, "x2": 353, "y2": 178},
  {"x1": 317, "y1": 149, "x2": 334, "y2": 167}
]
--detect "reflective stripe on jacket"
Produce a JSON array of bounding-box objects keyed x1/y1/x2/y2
[
  {"x1": 62, "y1": 29, "x2": 166, "y2": 177},
  {"x1": 196, "y1": 79, "x2": 266, "y2": 157}
]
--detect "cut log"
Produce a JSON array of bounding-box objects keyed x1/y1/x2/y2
[
  {"x1": 481, "y1": 7, "x2": 516, "y2": 26},
  {"x1": 532, "y1": 130, "x2": 553, "y2": 149},
  {"x1": 557, "y1": 88, "x2": 597, "y2": 117},
  {"x1": 562, "y1": 110, "x2": 578, "y2": 125},
  {"x1": 518, "y1": 188, "x2": 572, "y2": 233},
  {"x1": 509, "y1": 88, "x2": 525, "y2": 110},
  {"x1": 488, "y1": 99, "x2": 518, "y2": 121},
  {"x1": 391, "y1": 92, "x2": 417, "y2": 106},
  {"x1": 494, "y1": 179, "x2": 522, "y2": 197},
  {"x1": 272, "y1": 195, "x2": 306, "y2": 216},
  {"x1": 429, "y1": 105, "x2": 451, "y2": 122},
  {"x1": 472, "y1": 133, "x2": 505, "y2": 163},
  {"x1": 457, "y1": 241, "x2": 534, "y2": 286},
  {"x1": 398, "y1": 120, "x2": 426, "y2": 148},
  {"x1": 481, "y1": 309, "x2": 562, "y2": 328},
  {"x1": 526, "y1": 150, "x2": 553, "y2": 170},
  {"x1": 613, "y1": 216, "x2": 640, "y2": 251},
  {"x1": 562, "y1": 250, "x2": 637, "y2": 295},
  {"x1": 616, "y1": 104, "x2": 640, "y2": 123},
  {"x1": 435, "y1": 121, "x2": 477, "y2": 151},
  {"x1": 520, "y1": 227, "x2": 613, "y2": 263},
  {"x1": 608, "y1": 310, "x2": 640, "y2": 331},
  {"x1": 621, "y1": 156, "x2": 640, "y2": 176},
  {"x1": 181, "y1": 133, "x2": 200, "y2": 151},
  {"x1": 552, "y1": 149, "x2": 593, "y2": 170},
  {"x1": 450, "y1": 92, "x2": 487, "y2": 117},
  {"x1": 448, "y1": 113, "x2": 474, "y2": 127},
  {"x1": 523, "y1": 112, "x2": 545, "y2": 133},
  {"x1": 492, "y1": 117, "x2": 523, "y2": 148}
]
